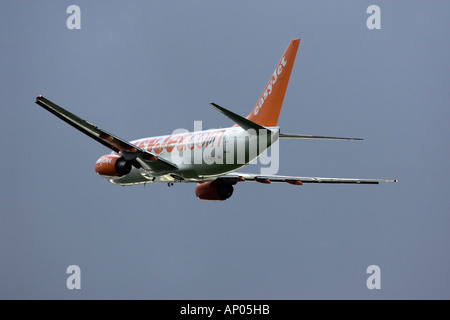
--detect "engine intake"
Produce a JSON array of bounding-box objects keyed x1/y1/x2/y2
[{"x1": 195, "y1": 179, "x2": 234, "y2": 201}]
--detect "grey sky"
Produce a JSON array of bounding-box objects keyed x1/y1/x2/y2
[{"x1": 1, "y1": 1, "x2": 449, "y2": 299}]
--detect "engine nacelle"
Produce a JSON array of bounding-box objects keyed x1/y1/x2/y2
[
  {"x1": 195, "y1": 180, "x2": 234, "y2": 201},
  {"x1": 95, "y1": 154, "x2": 132, "y2": 177}
]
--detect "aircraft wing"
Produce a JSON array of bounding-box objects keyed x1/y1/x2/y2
[
  {"x1": 35, "y1": 96, "x2": 177, "y2": 174},
  {"x1": 218, "y1": 172, "x2": 397, "y2": 185}
]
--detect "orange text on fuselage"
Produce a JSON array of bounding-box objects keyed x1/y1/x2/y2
[{"x1": 134, "y1": 129, "x2": 226, "y2": 154}]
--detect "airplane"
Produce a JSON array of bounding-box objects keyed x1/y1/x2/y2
[{"x1": 34, "y1": 38, "x2": 396, "y2": 201}]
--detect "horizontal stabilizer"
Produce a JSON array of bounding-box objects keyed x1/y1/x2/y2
[
  {"x1": 279, "y1": 133, "x2": 362, "y2": 141},
  {"x1": 210, "y1": 103, "x2": 266, "y2": 132}
]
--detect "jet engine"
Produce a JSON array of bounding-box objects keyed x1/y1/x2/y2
[
  {"x1": 195, "y1": 179, "x2": 234, "y2": 201},
  {"x1": 95, "y1": 154, "x2": 132, "y2": 177}
]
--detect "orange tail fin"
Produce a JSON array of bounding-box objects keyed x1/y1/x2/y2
[{"x1": 246, "y1": 39, "x2": 300, "y2": 126}]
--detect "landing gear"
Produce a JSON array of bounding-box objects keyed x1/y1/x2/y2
[{"x1": 168, "y1": 182, "x2": 174, "y2": 187}]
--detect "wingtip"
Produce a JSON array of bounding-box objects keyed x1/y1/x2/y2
[{"x1": 209, "y1": 103, "x2": 222, "y2": 111}]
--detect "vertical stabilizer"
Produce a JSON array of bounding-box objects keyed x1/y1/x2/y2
[{"x1": 246, "y1": 39, "x2": 300, "y2": 126}]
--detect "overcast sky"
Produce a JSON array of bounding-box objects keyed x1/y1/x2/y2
[{"x1": 1, "y1": 0, "x2": 449, "y2": 299}]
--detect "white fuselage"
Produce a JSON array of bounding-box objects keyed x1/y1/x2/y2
[{"x1": 108, "y1": 126, "x2": 279, "y2": 185}]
